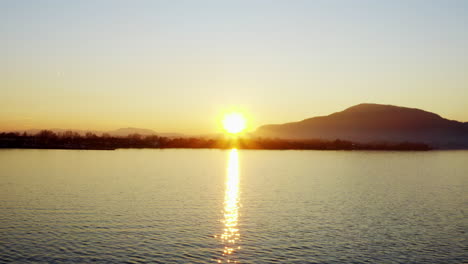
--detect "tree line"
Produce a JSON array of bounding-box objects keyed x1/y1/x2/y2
[{"x1": 0, "y1": 130, "x2": 431, "y2": 151}]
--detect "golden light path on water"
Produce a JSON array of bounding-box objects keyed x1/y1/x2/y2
[{"x1": 217, "y1": 148, "x2": 241, "y2": 263}]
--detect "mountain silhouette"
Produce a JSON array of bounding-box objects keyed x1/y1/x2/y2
[
  {"x1": 19, "y1": 127, "x2": 183, "y2": 138},
  {"x1": 256, "y1": 103, "x2": 468, "y2": 149},
  {"x1": 107, "y1": 128, "x2": 184, "y2": 137},
  {"x1": 108, "y1": 127, "x2": 158, "y2": 136}
]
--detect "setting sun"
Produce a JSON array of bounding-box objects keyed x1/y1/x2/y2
[{"x1": 222, "y1": 113, "x2": 247, "y2": 134}]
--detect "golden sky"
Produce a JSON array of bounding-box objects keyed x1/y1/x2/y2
[{"x1": 2, "y1": 1, "x2": 468, "y2": 134}]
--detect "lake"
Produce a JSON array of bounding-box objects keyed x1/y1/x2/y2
[{"x1": 0, "y1": 149, "x2": 466, "y2": 263}]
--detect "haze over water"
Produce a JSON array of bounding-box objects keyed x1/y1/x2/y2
[{"x1": 0, "y1": 149, "x2": 466, "y2": 263}]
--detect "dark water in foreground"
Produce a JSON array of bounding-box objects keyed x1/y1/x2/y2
[{"x1": 0, "y1": 149, "x2": 466, "y2": 263}]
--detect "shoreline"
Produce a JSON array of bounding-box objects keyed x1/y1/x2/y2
[
  {"x1": 0, "y1": 146, "x2": 437, "y2": 151},
  {"x1": 0, "y1": 131, "x2": 439, "y2": 151}
]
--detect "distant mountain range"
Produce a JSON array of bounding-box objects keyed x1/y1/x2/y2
[
  {"x1": 7, "y1": 103, "x2": 468, "y2": 149},
  {"x1": 17, "y1": 127, "x2": 183, "y2": 138},
  {"x1": 255, "y1": 103, "x2": 468, "y2": 149},
  {"x1": 107, "y1": 128, "x2": 183, "y2": 138}
]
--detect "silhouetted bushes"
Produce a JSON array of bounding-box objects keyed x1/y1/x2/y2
[{"x1": 0, "y1": 130, "x2": 431, "y2": 151}]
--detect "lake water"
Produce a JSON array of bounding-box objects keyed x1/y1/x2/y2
[{"x1": 0, "y1": 149, "x2": 466, "y2": 263}]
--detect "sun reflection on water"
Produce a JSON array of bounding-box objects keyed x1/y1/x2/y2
[{"x1": 217, "y1": 148, "x2": 241, "y2": 263}]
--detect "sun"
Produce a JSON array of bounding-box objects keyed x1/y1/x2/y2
[{"x1": 222, "y1": 112, "x2": 247, "y2": 134}]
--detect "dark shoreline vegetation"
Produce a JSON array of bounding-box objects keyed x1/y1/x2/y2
[{"x1": 0, "y1": 130, "x2": 432, "y2": 151}]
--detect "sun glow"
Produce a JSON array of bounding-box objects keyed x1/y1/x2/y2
[{"x1": 222, "y1": 113, "x2": 246, "y2": 134}]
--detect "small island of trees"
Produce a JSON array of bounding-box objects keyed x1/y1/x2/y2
[{"x1": 0, "y1": 130, "x2": 431, "y2": 151}]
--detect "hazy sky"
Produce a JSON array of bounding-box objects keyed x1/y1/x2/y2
[{"x1": 2, "y1": 0, "x2": 467, "y2": 134}]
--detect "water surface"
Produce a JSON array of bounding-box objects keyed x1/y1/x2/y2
[{"x1": 0, "y1": 149, "x2": 466, "y2": 263}]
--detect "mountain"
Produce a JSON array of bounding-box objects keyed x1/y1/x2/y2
[
  {"x1": 107, "y1": 127, "x2": 158, "y2": 136},
  {"x1": 17, "y1": 127, "x2": 184, "y2": 138},
  {"x1": 22, "y1": 128, "x2": 102, "y2": 136},
  {"x1": 107, "y1": 127, "x2": 184, "y2": 138},
  {"x1": 255, "y1": 103, "x2": 468, "y2": 149}
]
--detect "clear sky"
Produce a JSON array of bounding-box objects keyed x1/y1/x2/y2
[{"x1": 2, "y1": 0, "x2": 467, "y2": 134}]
